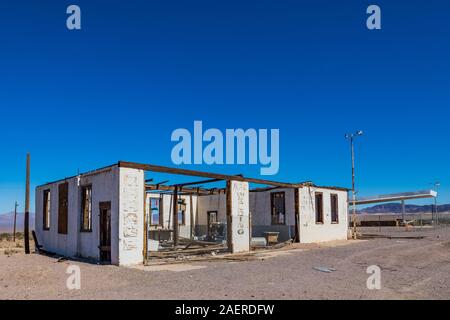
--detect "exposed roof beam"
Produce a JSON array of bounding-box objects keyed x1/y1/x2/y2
[
  {"x1": 174, "y1": 178, "x2": 224, "y2": 187},
  {"x1": 119, "y1": 161, "x2": 303, "y2": 188},
  {"x1": 145, "y1": 184, "x2": 220, "y2": 195}
]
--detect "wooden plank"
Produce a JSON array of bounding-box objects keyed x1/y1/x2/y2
[
  {"x1": 32, "y1": 230, "x2": 42, "y2": 252},
  {"x1": 175, "y1": 178, "x2": 224, "y2": 187}
]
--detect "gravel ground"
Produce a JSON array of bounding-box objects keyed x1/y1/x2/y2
[{"x1": 1, "y1": 227, "x2": 449, "y2": 300}]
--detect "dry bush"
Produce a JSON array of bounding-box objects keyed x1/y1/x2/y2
[
  {"x1": 0, "y1": 233, "x2": 12, "y2": 242},
  {"x1": 4, "y1": 249, "x2": 14, "y2": 256}
]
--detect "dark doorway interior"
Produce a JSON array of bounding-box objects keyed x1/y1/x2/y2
[
  {"x1": 207, "y1": 211, "x2": 218, "y2": 237},
  {"x1": 99, "y1": 202, "x2": 111, "y2": 263}
]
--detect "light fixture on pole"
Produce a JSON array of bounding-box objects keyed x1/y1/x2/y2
[{"x1": 345, "y1": 130, "x2": 363, "y2": 240}]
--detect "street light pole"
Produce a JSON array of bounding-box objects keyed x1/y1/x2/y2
[{"x1": 346, "y1": 131, "x2": 363, "y2": 240}]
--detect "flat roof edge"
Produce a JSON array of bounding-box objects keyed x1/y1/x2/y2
[
  {"x1": 353, "y1": 190, "x2": 437, "y2": 205},
  {"x1": 36, "y1": 163, "x2": 119, "y2": 189}
]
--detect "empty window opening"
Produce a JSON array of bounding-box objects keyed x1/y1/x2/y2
[
  {"x1": 81, "y1": 185, "x2": 92, "y2": 232},
  {"x1": 43, "y1": 190, "x2": 51, "y2": 230},
  {"x1": 150, "y1": 197, "x2": 163, "y2": 226},
  {"x1": 271, "y1": 192, "x2": 286, "y2": 225},
  {"x1": 178, "y1": 199, "x2": 186, "y2": 225},
  {"x1": 315, "y1": 192, "x2": 323, "y2": 224},
  {"x1": 331, "y1": 193, "x2": 339, "y2": 223}
]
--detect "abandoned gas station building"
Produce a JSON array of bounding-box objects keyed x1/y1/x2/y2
[{"x1": 35, "y1": 161, "x2": 349, "y2": 266}]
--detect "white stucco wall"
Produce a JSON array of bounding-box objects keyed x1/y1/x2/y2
[
  {"x1": 35, "y1": 166, "x2": 120, "y2": 262},
  {"x1": 249, "y1": 188, "x2": 295, "y2": 226},
  {"x1": 249, "y1": 188, "x2": 296, "y2": 241},
  {"x1": 196, "y1": 193, "x2": 227, "y2": 225},
  {"x1": 298, "y1": 187, "x2": 348, "y2": 243}
]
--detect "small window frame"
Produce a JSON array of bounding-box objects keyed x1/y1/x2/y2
[
  {"x1": 149, "y1": 196, "x2": 163, "y2": 227},
  {"x1": 178, "y1": 199, "x2": 186, "y2": 226},
  {"x1": 315, "y1": 192, "x2": 324, "y2": 224},
  {"x1": 80, "y1": 185, "x2": 93, "y2": 232},
  {"x1": 271, "y1": 192, "x2": 286, "y2": 225},
  {"x1": 43, "y1": 189, "x2": 51, "y2": 231},
  {"x1": 330, "y1": 193, "x2": 339, "y2": 224}
]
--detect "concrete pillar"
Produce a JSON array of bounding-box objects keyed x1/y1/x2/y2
[
  {"x1": 226, "y1": 180, "x2": 250, "y2": 253},
  {"x1": 118, "y1": 167, "x2": 145, "y2": 266},
  {"x1": 401, "y1": 200, "x2": 405, "y2": 222}
]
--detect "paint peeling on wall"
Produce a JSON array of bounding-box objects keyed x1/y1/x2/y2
[{"x1": 122, "y1": 173, "x2": 140, "y2": 250}]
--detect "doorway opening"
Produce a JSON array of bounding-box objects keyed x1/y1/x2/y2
[{"x1": 99, "y1": 201, "x2": 111, "y2": 263}]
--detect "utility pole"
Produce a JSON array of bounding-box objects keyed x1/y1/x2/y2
[
  {"x1": 345, "y1": 131, "x2": 363, "y2": 240},
  {"x1": 13, "y1": 201, "x2": 19, "y2": 242},
  {"x1": 24, "y1": 153, "x2": 31, "y2": 254}
]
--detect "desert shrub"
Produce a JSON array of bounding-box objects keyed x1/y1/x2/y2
[
  {"x1": 15, "y1": 232, "x2": 24, "y2": 240},
  {"x1": 4, "y1": 249, "x2": 14, "y2": 255},
  {"x1": 0, "y1": 233, "x2": 12, "y2": 241}
]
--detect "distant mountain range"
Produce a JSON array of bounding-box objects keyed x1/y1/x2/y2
[
  {"x1": 0, "y1": 212, "x2": 35, "y2": 233},
  {"x1": 358, "y1": 203, "x2": 450, "y2": 214},
  {"x1": 0, "y1": 203, "x2": 448, "y2": 232}
]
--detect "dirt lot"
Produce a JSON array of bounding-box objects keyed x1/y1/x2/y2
[{"x1": 1, "y1": 227, "x2": 450, "y2": 300}]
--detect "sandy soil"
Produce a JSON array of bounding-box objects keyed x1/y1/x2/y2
[{"x1": 1, "y1": 227, "x2": 449, "y2": 300}]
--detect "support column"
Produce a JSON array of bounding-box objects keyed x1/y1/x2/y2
[
  {"x1": 401, "y1": 200, "x2": 405, "y2": 222},
  {"x1": 294, "y1": 188, "x2": 300, "y2": 243},
  {"x1": 173, "y1": 186, "x2": 179, "y2": 246},
  {"x1": 226, "y1": 180, "x2": 250, "y2": 253}
]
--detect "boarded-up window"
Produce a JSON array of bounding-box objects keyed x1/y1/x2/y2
[
  {"x1": 315, "y1": 192, "x2": 323, "y2": 223},
  {"x1": 43, "y1": 190, "x2": 51, "y2": 230},
  {"x1": 271, "y1": 192, "x2": 286, "y2": 225},
  {"x1": 150, "y1": 197, "x2": 163, "y2": 226},
  {"x1": 331, "y1": 194, "x2": 339, "y2": 223},
  {"x1": 58, "y1": 182, "x2": 69, "y2": 234},
  {"x1": 80, "y1": 185, "x2": 92, "y2": 232}
]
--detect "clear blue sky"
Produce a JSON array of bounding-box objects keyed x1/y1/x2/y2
[{"x1": 0, "y1": 0, "x2": 449, "y2": 213}]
